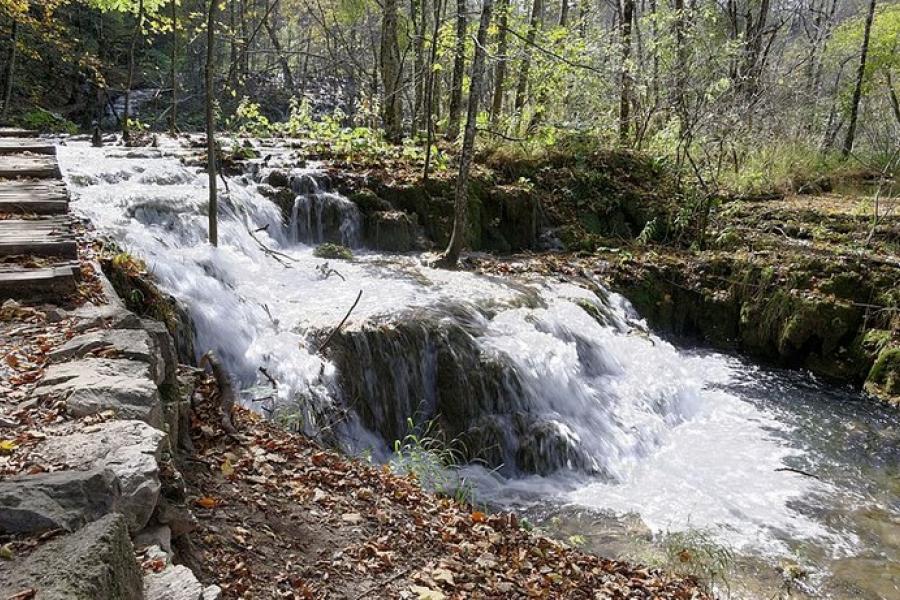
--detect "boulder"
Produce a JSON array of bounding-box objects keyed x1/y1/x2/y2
[
  {"x1": 35, "y1": 358, "x2": 163, "y2": 427},
  {"x1": 37, "y1": 420, "x2": 166, "y2": 531},
  {"x1": 366, "y1": 211, "x2": 419, "y2": 252},
  {"x1": 71, "y1": 302, "x2": 142, "y2": 332},
  {"x1": 0, "y1": 513, "x2": 142, "y2": 600},
  {"x1": 49, "y1": 328, "x2": 167, "y2": 386},
  {"x1": 0, "y1": 469, "x2": 119, "y2": 534},
  {"x1": 142, "y1": 318, "x2": 179, "y2": 385}
]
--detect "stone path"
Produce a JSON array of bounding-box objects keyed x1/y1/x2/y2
[{"x1": 0, "y1": 131, "x2": 78, "y2": 301}]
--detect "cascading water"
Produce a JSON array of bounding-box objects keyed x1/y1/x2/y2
[{"x1": 58, "y1": 141, "x2": 899, "y2": 599}]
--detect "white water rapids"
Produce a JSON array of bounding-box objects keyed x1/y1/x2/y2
[{"x1": 57, "y1": 142, "x2": 897, "y2": 597}]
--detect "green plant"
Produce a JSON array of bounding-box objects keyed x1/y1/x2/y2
[
  {"x1": 657, "y1": 529, "x2": 736, "y2": 595},
  {"x1": 313, "y1": 243, "x2": 353, "y2": 260},
  {"x1": 19, "y1": 108, "x2": 78, "y2": 134},
  {"x1": 390, "y1": 417, "x2": 473, "y2": 504}
]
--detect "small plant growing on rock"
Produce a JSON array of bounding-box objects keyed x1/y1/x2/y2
[{"x1": 313, "y1": 243, "x2": 353, "y2": 260}]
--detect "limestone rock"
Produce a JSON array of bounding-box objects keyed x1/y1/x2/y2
[
  {"x1": 154, "y1": 500, "x2": 198, "y2": 538},
  {"x1": 71, "y1": 302, "x2": 142, "y2": 332},
  {"x1": 0, "y1": 469, "x2": 119, "y2": 534},
  {"x1": 35, "y1": 358, "x2": 163, "y2": 427},
  {"x1": 37, "y1": 420, "x2": 166, "y2": 531},
  {"x1": 50, "y1": 328, "x2": 167, "y2": 385},
  {"x1": 0, "y1": 513, "x2": 142, "y2": 600},
  {"x1": 142, "y1": 317, "x2": 178, "y2": 385},
  {"x1": 134, "y1": 524, "x2": 173, "y2": 555},
  {"x1": 143, "y1": 564, "x2": 204, "y2": 600},
  {"x1": 366, "y1": 210, "x2": 419, "y2": 252}
]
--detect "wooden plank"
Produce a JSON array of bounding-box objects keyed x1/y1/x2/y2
[
  {"x1": 0, "y1": 142, "x2": 56, "y2": 156},
  {"x1": 0, "y1": 239, "x2": 77, "y2": 259},
  {"x1": 0, "y1": 265, "x2": 76, "y2": 300},
  {"x1": 0, "y1": 200, "x2": 67, "y2": 215},
  {"x1": 0, "y1": 155, "x2": 61, "y2": 180},
  {"x1": 0, "y1": 217, "x2": 73, "y2": 230},
  {"x1": 0, "y1": 128, "x2": 39, "y2": 138}
]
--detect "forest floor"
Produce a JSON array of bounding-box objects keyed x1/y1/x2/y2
[{"x1": 177, "y1": 383, "x2": 707, "y2": 599}]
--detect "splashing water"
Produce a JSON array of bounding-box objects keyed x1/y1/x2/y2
[{"x1": 58, "y1": 142, "x2": 899, "y2": 598}]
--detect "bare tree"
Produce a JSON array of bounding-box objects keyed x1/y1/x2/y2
[
  {"x1": 206, "y1": 0, "x2": 218, "y2": 247},
  {"x1": 446, "y1": 0, "x2": 468, "y2": 140},
  {"x1": 381, "y1": 0, "x2": 403, "y2": 141},
  {"x1": 842, "y1": 0, "x2": 877, "y2": 158},
  {"x1": 123, "y1": 0, "x2": 145, "y2": 143},
  {"x1": 1, "y1": 20, "x2": 17, "y2": 122},
  {"x1": 619, "y1": 0, "x2": 635, "y2": 143},
  {"x1": 436, "y1": 0, "x2": 495, "y2": 268},
  {"x1": 490, "y1": 0, "x2": 510, "y2": 127}
]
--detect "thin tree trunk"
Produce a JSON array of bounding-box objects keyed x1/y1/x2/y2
[
  {"x1": 1, "y1": 20, "x2": 17, "y2": 122},
  {"x1": 887, "y1": 70, "x2": 900, "y2": 128},
  {"x1": 514, "y1": 0, "x2": 543, "y2": 115},
  {"x1": 411, "y1": 0, "x2": 427, "y2": 132},
  {"x1": 264, "y1": 0, "x2": 295, "y2": 91},
  {"x1": 446, "y1": 0, "x2": 468, "y2": 140},
  {"x1": 169, "y1": 0, "x2": 178, "y2": 135},
  {"x1": 124, "y1": 0, "x2": 145, "y2": 143},
  {"x1": 437, "y1": 0, "x2": 495, "y2": 268},
  {"x1": 842, "y1": 0, "x2": 877, "y2": 158},
  {"x1": 206, "y1": 0, "x2": 218, "y2": 247},
  {"x1": 490, "y1": 0, "x2": 510, "y2": 127},
  {"x1": 381, "y1": 0, "x2": 404, "y2": 141},
  {"x1": 673, "y1": 0, "x2": 687, "y2": 135},
  {"x1": 423, "y1": 0, "x2": 444, "y2": 179},
  {"x1": 558, "y1": 0, "x2": 569, "y2": 27},
  {"x1": 619, "y1": 0, "x2": 635, "y2": 143}
]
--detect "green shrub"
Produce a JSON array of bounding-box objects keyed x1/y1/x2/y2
[
  {"x1": 313, "y1": 243, "x2": 353, "y2": 260},
  {"x1": 19, "y1": 108, "x2": 78, "y2": 134}
]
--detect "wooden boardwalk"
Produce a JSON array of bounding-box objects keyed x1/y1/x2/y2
[{"x1": 0, "y1": 131, "x2": 77, "y2": 301}]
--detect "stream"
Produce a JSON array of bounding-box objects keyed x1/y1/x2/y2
[{"x1": 57, "y1": 141, "x2": 899, "y2": 599}]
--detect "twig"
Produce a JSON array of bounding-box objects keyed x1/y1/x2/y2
[
  {"x1": 316, "y1": 290, "x2": 363, "y2": 355},
  {"x1": 775, "y1": 467, "x2": 821, "y2": 480},
  {"x1": 258, "y1": 366, "x2": 278, "y2": 389}
]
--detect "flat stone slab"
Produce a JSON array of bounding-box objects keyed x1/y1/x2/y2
[
  {"x1": 0, "y1": 153, "x2": 61, "y2": 179},
  {"x1": 0, "y1": 468, "x2": 119, "y2": 534},
  {"x1": 35, "y1": 358, "x2": 163, "y2": 427},
  {"x1": 0, "y1": 127, "x2": 40, "y2": 137},
  {"x1": 0, "y1": 513, "x2": 142, "y2": 600},
  {"x1": 37, "y1": 420, "x2": 166, "y2": 531},
  {"x1": 50, "y1": 328, "x2": 167, "y2": 386}
]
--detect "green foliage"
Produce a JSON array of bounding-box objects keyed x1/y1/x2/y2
[
  {"x1": 655, "y1": 529, "x2": 736, "y2": 595},
  {"x1": 227, "y1": 98, "x2": 274, "y2": 137},
  {"x1": 313, "y1": 243, "x2": 353, "y2": 260},
  {"x1": 18, "y1": 108, "x2": 78, "y2": 134},
  {"x1": 390, "y1": 417, "x2": 474, "y2": 505}
]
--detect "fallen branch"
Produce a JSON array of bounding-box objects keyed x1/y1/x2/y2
[
  {"x1": 258, "y1": 366, "x2": 278, "y2": 388},
  {"x1": 200, "y1": 350, "x2": 237, "y2": 434},
  {"x1": 316, "y1": 290, "x2": 363, "y2": 355},
  {"x1": 775, "y1": 467, "x2": 820, "y2": 480}
]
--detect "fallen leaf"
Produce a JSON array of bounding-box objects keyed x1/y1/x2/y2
[
  {"x1": 409, "y1": 585, "x2": 445, "y2": 600},
  {"x1": 0, "y1": 543, "x2": 13, "y2": 560},
  {"x1": 470, "y1": 511, "x2": 487, "y2": 524},
  {"x1": 431, "y1": 568, "x2": 455, "y2": 586},
  {"x1": 0, "y1": 439, "x2": 18, "y2": 455},
  {"x1": 221, "y1": 457, "x2": 235, "y2": 477},
  {"x1": 194, "y1": 496, "x2": 219, "y2": 509}
]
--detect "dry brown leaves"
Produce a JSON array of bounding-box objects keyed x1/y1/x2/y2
[{"x1": 184, "y1": 382, "x2": 707, "y2": 600}]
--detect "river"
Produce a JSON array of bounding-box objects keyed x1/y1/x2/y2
[{"x1": 57, "y1": 140, "x2": 899, "y2": 599}]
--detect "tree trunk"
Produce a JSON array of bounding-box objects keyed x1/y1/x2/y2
[
  {"x1": 842, "y1": 0, "x2": 877, "y2": 158},
  {"x1": 437, "y1": 0, "x2": 495, "y2": 268},
  {"x1": 206, "y1": 0, "x2": 218, "y2": 247},
  {"x1": 264, "y1": 0, "x2": 295, "y2": 91},
  {"x1": 1, "y1": 20, "x2": 17, "y2": 122},
  {"x1": 558, "y1": 0, "x2": 569, "y2": 27},
  {"x1": 446, "y1": 0, "x2": 468, "y2": 140},
  {"x1": 124, "y1": 0, "x2": 145, "y2": 143},
  {"x1": 619, "y1": 0, "x2": 634, "y2": 144},
  {"x1": 423, "y1": 0, "x2": 445, "y2": 179},
  {"x1": 411, "y1": 0, "x2": 427, "y2": 132},
  {"x1": 514, "y1": 0, "x2": 543, "y2": 114},
  {"x1": 887, "y1": 70, "x2": 900, "y2": 128},
  {"x1": 490, "y1": 0, "x2": 510, "y2": 127},
  {"x1": 169, "y1": 0, "x2": 178, "y2": 135},
  {"x1": 381, "y1": 0, "x2": 403, "y2": 141},
  {"x1": 673, "y1": 0, "x2": 687, "y2": 135}
]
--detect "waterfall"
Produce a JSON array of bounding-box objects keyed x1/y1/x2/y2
[{"x1": 59, "y1": 142, "x2": 852, "y2": 562}]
